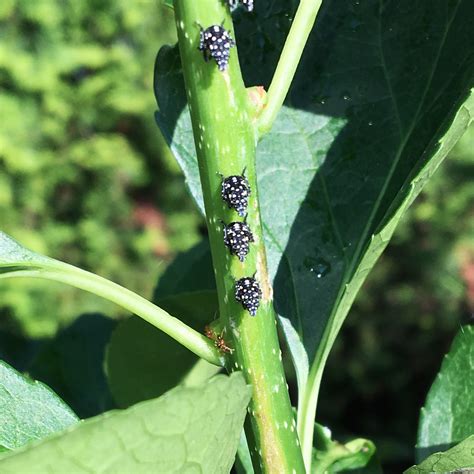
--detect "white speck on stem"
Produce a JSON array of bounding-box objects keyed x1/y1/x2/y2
[{"x1": 284, "y1": 421, "x2": 288, "y2": 429}]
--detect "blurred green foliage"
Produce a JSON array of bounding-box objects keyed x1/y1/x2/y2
[{"x1": 0, "y1": 0, "x2": 204, "y2": 336}]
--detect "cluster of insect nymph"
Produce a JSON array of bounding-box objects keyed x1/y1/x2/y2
[
  {"x1": 200, "y1": 1, "x2": 262, "y2": 354},
  {"x1": 221, "y1": 173, "x2": 262, "y2": 318}
]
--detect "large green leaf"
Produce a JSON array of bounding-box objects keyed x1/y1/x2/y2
[
  {"x1": 106, "y1": 240, "x2": 220, "y2": 408},
  {"x1": 416, "y1": 325, "x2": 474, "y2": 461},
  {"x1": 154, "y1": 0, "x2": 474, "y2": 386},
  {"x1": 405, "y1": 435, "x2": 474, "y2": 474},
  {"x1": 0, "y1": 360, "x2": 78, "y2": 451},
  {"x1": 0, "y1": 373, "x2": 250, "y2": 473},
  {"x1": 30, "y1": 313, "x2": 117, "y2": 418},
  {"x1": 153, "y1": 239, "x2": 216, "y2": 302},
  {"x1": 106, "y1": 316, "x2": 219, "y2": 408}
]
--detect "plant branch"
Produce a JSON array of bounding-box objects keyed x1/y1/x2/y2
[
  {"x1": 172, "y1": 1, "x2": 305, "y2": 472},
  {"x1": 257, "y1": 0, "x2": 323, "y2": 136},
  {"x1": 0, "y1": 263, "x2": 221, "y2": 366}
]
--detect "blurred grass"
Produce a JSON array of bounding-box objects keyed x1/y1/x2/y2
[{"x1": 0, "y1": 0, "x2": 204, "y2": 336}]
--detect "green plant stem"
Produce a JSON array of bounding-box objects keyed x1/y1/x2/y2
[
  {"x1": 172, "y1": 1, "x2": 305, "y2": 472},
  {"x1": 257, "y1": 0, "x2": 323, "y2": 136},
  {"x1": 298, "y1": 362, "x2": 324, "y2": 470},
  {"x1": 0, "y1": 263, "x2": 221, "y2": 366}
]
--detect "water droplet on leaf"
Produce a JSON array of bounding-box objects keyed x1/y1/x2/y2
[
  {"x1": 341, "y1": 91, "x2": 352, "y2": 101},
  {"x1": 304, "y1": 257, "x2": 331, "y2": 278}
]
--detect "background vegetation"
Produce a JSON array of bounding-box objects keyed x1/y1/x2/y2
[{"x1": 1, "y1": 1, "x2": 472, "y2": 471}]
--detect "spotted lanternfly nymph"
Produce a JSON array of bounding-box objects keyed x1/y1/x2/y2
[
  {"x1": 226, "y1": 0, "x2": 254, "y2": 11},
  {"x1": 199, "y1": 25, "x2": 235, "y2": 72},
  {"x1": 242, "y1": 0, "x2": 254, "y2": 11},
  {"x1": 223, "y1": 221, "x2": 254, "y2": 262},
  {"x1": 235, "y1": 277, "x2": 261, "y2": 316},
  {"x1": 221, "y1": 174, "x2": 251, "y2": 217}
]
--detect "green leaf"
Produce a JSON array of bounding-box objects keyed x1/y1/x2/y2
[
  {"x1": 279, "y1": 316, "x2": 309, "y2": 410},
  {"x1": 153, "y1": 239, "x2": 218, "y2": 330},
  {"x1": 0, "y1": 373, "x2": 250, "y2": 473},
  {"x1": 106, "y1": 316, "x2": 219, "y2": 408},
  {"x1": 0, "y1": 360, "x2": 78, "y2": 451},
  {"x1": 154, "y1": 0, "x2": 474, "y2": 394},
  {"x1": 107, "y1": 241, "x2": 220, "y2": 408},
  {"x1": 0, "y1": 231, "x2": 52, "y2": 271},
  {"x1": 405, "y1": 435, "x2": 474, "y2": 474},
  {"x1": 235, "y1": 431, "x2": 255, "y2": 474},
  {"x1": 154, "y1": 44, "x2": 204, "y2": 214},
  {"x1": 416, "y1": 325, "x2": 474, "y2": 462},
  {"x1": 30, "y1": 313, "x2": 117, "y2": 418},
  {"x1": 153, "y1": 240, "x2": 216, "y2": 302},
  {"x1": 312, "y1": 424, "x2": 376, "y2": 474}
]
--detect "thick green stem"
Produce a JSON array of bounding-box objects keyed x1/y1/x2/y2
[
  {"x1": 173, "y1": 1, "x2": 305, "y2": 472},
  {"x1": 257, "y1": 0, "x2": 323, "y2": 136},
  {"x1": 0, "y1": 262, "x2": 221, "y2": 366}
]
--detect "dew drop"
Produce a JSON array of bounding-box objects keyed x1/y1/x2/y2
[
  {"x1": 304, "y1": 257, "x2": 331, "y2": 278},
  {"x1": 314, "y1": 95, "x2": 329, "y2": 105},
  {"x1": 342, "y1": 92, "x2": 352, "y2": 101}
]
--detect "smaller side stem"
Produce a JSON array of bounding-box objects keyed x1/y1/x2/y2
[
  {"x1": 298, "y1": 363, "x2": 324, "y2": 471},
  {"x1": 257, "y1": 0, "x2": 323, "y2": 136},
  {"x1": 0, "y1": 264, "x2": 221, "y2": 366}
]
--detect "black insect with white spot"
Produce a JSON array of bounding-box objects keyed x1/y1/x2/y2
[
  {"x1": 221, "y1": 174, "x2": 250, "y2": 217},
  {"x1": 235, "y1": 277, "x2": 261, "y2": 316},
  {"x1": 223, "y1": 221, "x2": 254, "y2": 262},
  {"x1": 199, "y1": 25, "x2": 235, "y2": 72},
  {"x1": 226, "y1": 0, "x2": 254, "y2": 11}
]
